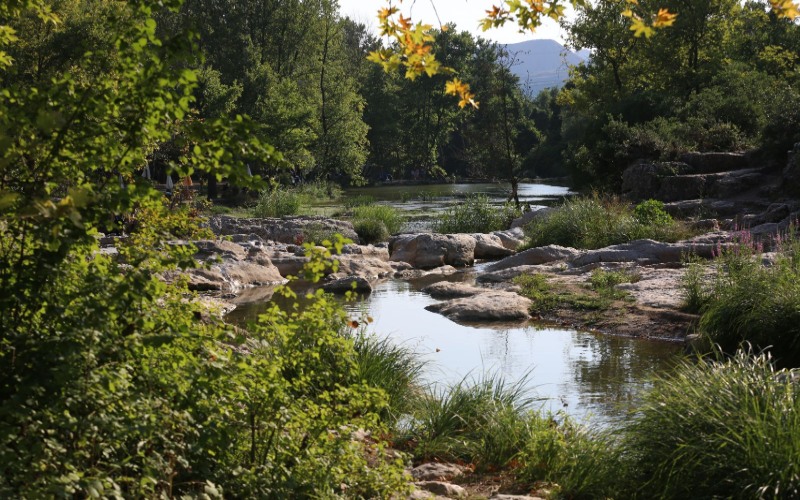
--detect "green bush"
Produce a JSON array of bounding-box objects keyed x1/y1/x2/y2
[
  {"x1": 693, "y1": 229, "x2": 800, "y2": 366},
  {"x1": 632, "y1": 199, "x2": 672, "y2": 226},
  {"x1": 517, "y1": 416, "x2": 622, "y2": 499},
  {"x1": 354, "y1": 219, "x2": 389, "y2": 244},
  {"x1": 399, "y1": 373, "x2": 535, "y2": 470},
  {"x1": 619, "y1": 350, "x2": 800, "y2": 499},
  {"x1": 523, "y1": 195, "x2": 690, "y2": 250},
  {"x1": 252, "y1": 188, "x2": 304, "y2": 217},
  {"x1": 350, "y1": 332, "x2": 425, "y2": 424},
  {"x1": 351, "y1": 204, "x2": 403, "y2": 242},
  {"x1": 433, "y1": 195, "x2": 520, "y2": 234}
]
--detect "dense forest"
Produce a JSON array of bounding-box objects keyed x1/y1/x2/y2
[{"x1": 2, "y1": 0, "x2": 800, "y2": 497}]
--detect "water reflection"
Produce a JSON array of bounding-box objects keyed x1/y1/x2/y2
[{"x1": 227, "y1": 274, "x2": 681, "y2": 426}]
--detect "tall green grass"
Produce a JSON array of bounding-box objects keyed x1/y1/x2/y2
[
  {"x1": 351, "y1": 204, "x2": 404, "y2": 243},
  {"x1": 252, "y1": 181, "x2": 342, "y2": 218},
  {"x1": 689, "y1": 227, "x2": 800, "y2": 366},
  {"x1": 619, "y1": 350, "x2": 800, "y2": 499},
  {"x1": 523, "y1": 195, "x2": 690, "y2": 250},
  {"x1": 252, "y1": 188, "x2": 304, "y2": 217},
  {"x1": 433, "y1": 195, "x2": 520, "y2": 234},
  {"x1": 350, "y1": 332, "x2": 425, "y2": 424},
  {"x1": 398, "y1": 373, "x2": 536, "y2": 470}
]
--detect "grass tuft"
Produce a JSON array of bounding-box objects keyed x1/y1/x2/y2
[
  {"x1": 523, "y1": 195, "x2": 691, "y2": 250},
  {"x1": 433, "y1": 195, "x2": 520, "y2": 234},
  {"x1": 619, "y1": 350, "x2": 800, "y2": 499}
]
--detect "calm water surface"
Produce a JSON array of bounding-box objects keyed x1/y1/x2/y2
[
  {"x1": 228, "y1": 267, "x2": 682, "y2": 427},
  {"x1": 230, "y1": 181, "x2": 679, "y2": 426},
  {"x1": 315, "y1": 182, "x2": 573, "y2": 216}
]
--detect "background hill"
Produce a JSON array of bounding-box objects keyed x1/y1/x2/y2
[{"x1": 503, "y1": 39, "x2": 589, "y2": 95}]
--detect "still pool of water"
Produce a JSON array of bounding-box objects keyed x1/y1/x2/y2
[
  {"x1": 227, "y1": 268, "x2": 682, "y2": 427},
  {"x1": 316, "y1": 182, "x2": 573, "y2": 215}
]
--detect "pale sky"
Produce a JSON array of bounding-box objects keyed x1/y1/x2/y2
[{"x1": 337, "y1": 0, "x2": 570, "y2": 45}]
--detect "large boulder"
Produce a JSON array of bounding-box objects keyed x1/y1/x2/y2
[
  {"x1": 389, "y1": 233, "x2": 476, "y2": 269},
  {"x1": 621, "y1": 161, "x2": 693, "y2": 201},
  {"x1": 207, "y1": 215, "x2": 358, "y2": 244},
  {"x1": 321, "y1": 276, "x2": 372, "y2": 294},
  {"x1": 680, "y1": 151, "x2": 749, "y2": 174},
  {"x1": 425, "y1": 291, "x2": 531, "y2": 322},
  {"x1": 657, "y1": 174, "x2": 708, "y2": 201},
  {"x1": 510, "y1": 207, "x2": 555, "y2": 229},
  {"x1": 421, "y1": 282, "x2": 484, "y2": 299},
  {"x1": 783, "y1": 142, "x2": 800, "y2": 195},
  {"x1": 177, "y1": 239, "x2": 285, "y2": 291},
  {"x1": 570, "y1": 239, "x2": 720, "y2": 267},
  {"x1": 471, "y1": 233, "x2": 515, "y2": 259},
  {"x1": 493, "y1": 227, "x2": 526, "y2": 250},
  {"x1": 706, "y1": 169, "x2": 765, "y2": 198},
  {"x1": 485, "y1": 245, "x2": 582, "y2": 272}
]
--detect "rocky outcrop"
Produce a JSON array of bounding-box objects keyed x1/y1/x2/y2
[
  {"x1": 622, "y1": 162, "x2": 693, "y2": 201},
  {"x1": 680, "y1": 151, "x2": 749, "y2": 174},
  {"x1": 389, "y1": 233, "x2": 476, "y2": 269},
  {"x1": 425, "y1": 291, "x2": 531, "y2": 322},
  {"x1": 492, "y1": 227, "x2": 526, "y2": 250},
  {"x1": 510, "y1": 207, "x2": 556, "y2": 229},
  {"x1": 783, "y1": 143, "x2": 800, "y2": 194},
  {"x1": 177, "y1": 239, "x2": 285, "y2": 291},
  {"x1": 569, "y1": 239, "x2": 720, "y2": 267},
  {"x1": 485, "y1": 245, "x2": 583, "y2": 272},
  {"x1": 421, "y1": 282, "x2": 484, "y2": 299},
  {"x1": 622, "y1": 157, "x2": 765, "y2": 203},
  {"x1": 207, "y1": 215, "x2": 358, "y2": 244},
  {"x1": 409, "y1": 463, "x2": 468, "y2": 482},
  {"x1": 414, "y1": 481, "x2": 466, "y2": 498},
  {"x1": 471, "y1": 233, "x2": 515, "y2": 259},
  {"x1": 321, "y1": 276, "x2": 372, "y2": 294}
]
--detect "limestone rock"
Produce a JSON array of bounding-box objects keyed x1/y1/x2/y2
[
  {"x1": 410, "y1": 463, "x2": 468, "y2": 482},
  {"x1": 425, "y1": 291, "x2": 531, "y2": 322},
  {"x1": 485, "y1": 245, "x2": 582, "y2": 272},
  {"x1": 335, "y1": 255, "x2": 395, "y2": 280},
  {"x1": 389, "y1": 233, "x2": 476, "y2": 269},
  {"x1": 207, "y1": 215, "x2": 358, "y2": 244},
  {"x1": 477, "y1": 265, "x2": 545, "y2": 284},
  {"x1": 178, "y1": 239, "x2": 285, "y2": 291},
  {"x1": 493, "y1": 227, "x2": 526, "y2": 250},
  {"x1": 621, "y1": 161, "x2": 693, "y2": 201},
  {"x1": 680, "y1": 151, "x2": 749, "y2": 174},
  {"x1": 471, "y1": 233, "x2": 515, "y2": 259},
  {"x1": 422, "y1": 282, "x2": 484, "y2": 299},
  {"x1": 570, "y1": 239, "x2": 720, "y2": 267},
  {"x1": 414, "y1": 481, "x2": 466, "y2": 498},
  {"x1": 510, "y1": 207, "x2": 555, "y2": 229},
  {"x1": 322, "y1": 276, "x2": 372, "y2": 294}
]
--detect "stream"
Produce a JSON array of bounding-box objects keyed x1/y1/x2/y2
[{"x1": 227, "y1": 182, "x2": 683, "y2": 427}]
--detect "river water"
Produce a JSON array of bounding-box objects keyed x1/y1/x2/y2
[
  {"x1": 227, "y1": 270, "x2": 681, "y2": 428},
  {"x1": 228, "y1": 182, "x2": 683, "y2": 427}
]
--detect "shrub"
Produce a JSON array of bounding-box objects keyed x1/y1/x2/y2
[
  {"x1": 354, "y1": 219, "x2": 389, "y2": 244},
  {"x1": 523, "y1": 195, "x2": 690, "y2": 250},
  {"x1": 694, "y1": 228, "x2": 800, "y2": 366},
  {"x1": 619, "y1": 350, "x2": 800, "y2": 499},
  {"x1": 433, "y1": 195, "x2": 520, "y2": 234},
  {"x1": 517, "y1": 416, "x2": 622, "y2": 499},
  {"x1": 351, "y1": 204, "x2": 403, "y2": 243},
  {"x1": 399, "y1": 373, "x2": 536, "y2": 470},
  {"x1": 252, "y1": 188, "x2": 304, "y2": 217},
  {"x1": 632, "y1": 199, "x2": 672, "y2": 226},
  {"x1": 349, "y1": 332, "x2": 425, "y2": 424}
]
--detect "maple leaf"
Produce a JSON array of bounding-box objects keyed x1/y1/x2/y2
[
  {"x1": 770, "y1": 0, "x2": 800, "y2": 19},
  {"x1": 653, "y1": 8, "x2": 677, "y2": 28},
  {"x1": 630, "y1": 18, "x2": 654, "y2": 38}
]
